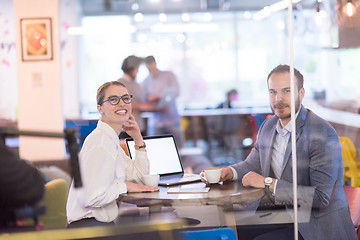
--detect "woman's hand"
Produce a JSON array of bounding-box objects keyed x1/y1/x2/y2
[
  {"x1": 122, "y1": 114, "x2": 142, "y2": 140},
  {"x1": 125, "y1": 182, "x2": 160, "y2": 193}
]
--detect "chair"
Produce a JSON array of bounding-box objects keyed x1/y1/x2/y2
[
  {"x1": 37, "y1": 179, "x2": 68, "y2": 229},
  {"x1": 339, "y1": 137, "x2": 360, "y2": 187},
  {"x1": 21, "y1": 179, "x2": 68, "y2": 229},
  {"x1": 343, "y1": 185, "x2": 360, "y2": 238},
  {"x1": 120, "y1": 139, "x2": 129, "y2": 156},
  {"x1": 205, "y1": 115, "x2": 242, "y2": 165},
  {"x1": 180, "y1": 116, "x2": 189, "y2": 142},
  {"x1": 180, "y1": 227, "x2": 237, "y2": 240}
]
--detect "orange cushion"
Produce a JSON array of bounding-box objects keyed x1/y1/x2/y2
[{"x1": 343, "y1": 185, "x2": 360, "y2": 228}]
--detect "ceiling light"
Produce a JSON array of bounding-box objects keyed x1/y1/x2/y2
[
  {"x1": 181, "y1": 13, "x2": 190, "y2": 22},
  {"x1": 134, "y1": 13, "x2": 144, "y2": 22},
  {"x1": 176, "y1": 33, "x2": 186, "y2": 43},
  {"x1": 344, "y1": 0, "x2": 357, "y2": 17},
  {"x1": 276, "y1": 20, "x2": 286, "y2": 30},
  {"x1": 137, "y1": 33, "x2": 148, "y2": 43},
  {"x1": 203, "y1": 13, "x2": 212, "y2": 21},
  {"x1": 67, "y1": 26, "x2": 136, "y2": 35},
  {"x1": 253, "y1": 0, "x2": 302, "y2": 21},
  {"x1": 336, "y1": 0, "x2": 360, "y2": 28},
  {"x1": 131, "y1": 3, "x2": 139, "y2": 11},
  {"x1": 151, "y1": 23, "x2": 219, "y2": 33},
  {"x1": 243, "y1": 11, "x2": 252, "y2": 20},
  {"x1": 159, "y1": 13, "x2": 167, "y2": 22}
]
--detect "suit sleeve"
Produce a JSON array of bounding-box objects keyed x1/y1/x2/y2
[
  {"x1": 230, "y1": 121, "x2": 266, "y2": 179},
  {"x1": 0, "y1": 144, "x2": 45, "y2": 208},
  {"x1": 275, "y1": 122, "x2": 341, "y2": 209}
]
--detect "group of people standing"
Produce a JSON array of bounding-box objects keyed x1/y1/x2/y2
[{"x1": 117, "y1": 55, "x2": 183, "y2": 148}]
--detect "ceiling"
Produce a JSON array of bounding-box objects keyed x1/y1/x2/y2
[{"x1": 81, "y1": 0, "x2": 326, "y2": 16}]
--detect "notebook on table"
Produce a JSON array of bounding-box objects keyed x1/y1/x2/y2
[{"x1": 125, "y1": 135, "x2": 201, "y2": 186}]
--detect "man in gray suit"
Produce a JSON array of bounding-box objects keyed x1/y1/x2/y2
[{"x1": 204, "y1": 65, "x2": 356, "y2": 240}]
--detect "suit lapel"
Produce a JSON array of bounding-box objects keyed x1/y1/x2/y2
[
  {"x1": 280, "y1": 105, "x2": 307, "y2": 178},
  {"x1": 262, "y1": 123, "x2": 277, "y2": 176}
]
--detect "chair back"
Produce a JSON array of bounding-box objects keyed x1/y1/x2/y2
[
  {"x1": 40, "y1": 178, "x2": 68, "y2": 229},
  {"x1": 343, "y1": 185, "x2": 360, "y2": 237},
  {"x1": 120, "y1": 140, "x2": 129, "y2": 156},
  {"x1": 339, "y1": 137, "x2": 360, "y2": 187},
  {"x1": 181, "y1": 227, "x2": 237, "y2": 240}
]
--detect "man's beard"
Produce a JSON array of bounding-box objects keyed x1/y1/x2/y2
[{"x1": 271, "y1": 97, "x2": 301, "y2": 120}]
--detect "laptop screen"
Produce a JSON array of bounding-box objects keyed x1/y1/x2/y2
[{"x1": 126, "y1": 135, "x2": 183, "y2": 175}]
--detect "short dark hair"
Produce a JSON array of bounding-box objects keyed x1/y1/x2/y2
[
  {"x1": 97, "y1": 81, "x2": 126, "y2": 106},
  {"x1": 121, "y1": 55, "x2": 143, "y2": 74},
  {"x1": 144, "y1": 55, "x2": 156, "y2": 64},
  {"x1": 267, "y1": 64, "x2": 304, "y2": 90}
]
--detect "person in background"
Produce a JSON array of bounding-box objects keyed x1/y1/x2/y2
[
  {"x1": 66, "y1": 81, "x2": 159, "y2": 228},
  {"x1": 217, "y1": 89, "x2": 238, "y2": 109},
  {"x1": 0, "y1": 142, "x2": 45, "y2": 228},
  {"x1": 117, "y1": 55, "x2": 155, "y2": 138},
  {"x1": 201, "y1": 64, "x2": 357, "y2": 240},
  {"x1": 143, "y1": 55, "x2": 184, "y2": 148}
]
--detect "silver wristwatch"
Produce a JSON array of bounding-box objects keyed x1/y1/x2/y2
[{"x1": 264, "y1": 177, "x2": 273, "y2": 189}]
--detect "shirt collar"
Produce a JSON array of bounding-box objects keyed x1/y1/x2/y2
[
  {"x1": 276, "y1": 110, "x2": 300, "y2": 136},
  {"x1": 97, "y1": 120, "x2": 121, "y2": 143}
]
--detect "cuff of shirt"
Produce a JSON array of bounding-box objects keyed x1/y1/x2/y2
[
  {"x1": 135, "y1": 149, "x2": 147, "y2": 158},
  {"x1": 273, "y1": 179, "x2": 278, "y2": 195},
  {"x1": 229, "y1": 166, "x2": 238, "y2": 180}
]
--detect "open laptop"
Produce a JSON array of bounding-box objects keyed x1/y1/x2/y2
[{"x1": 125, "y1": 135, "x2": 201, "y2": 186}]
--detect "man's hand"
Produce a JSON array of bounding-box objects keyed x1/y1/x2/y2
[
  {"x1": 200, "y1": 167, "x2": 233, "y2": 184},
  {"x1": 125, "y1": 182, "x2": 160, "y2": 193},
  {"x1": 242, "y1": 171, "x2": 266, "y2": 188},
  {"x1": 220, "y1": 167, "x2": 234, "y2": 182}
]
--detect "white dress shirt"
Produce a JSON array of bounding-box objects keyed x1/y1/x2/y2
[
  {"x1": 66, "y1": 120, "x2": 149, "y2": 223},
  {"x1": 271, "y1": 120, "x2": 291, "y2": 179}
]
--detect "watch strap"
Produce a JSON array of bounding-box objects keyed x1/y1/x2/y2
[{"x1": 135, "y1": 141, "x2": 146, "y2": 150}]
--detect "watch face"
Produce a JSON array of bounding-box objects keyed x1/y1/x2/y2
[{"x1": 265, "y1": 177, "x2": 273, "y2": 184}]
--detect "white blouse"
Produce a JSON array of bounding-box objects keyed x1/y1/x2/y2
[{"x1": 66, "y1": 120, "x2": 149, "y2": 223}]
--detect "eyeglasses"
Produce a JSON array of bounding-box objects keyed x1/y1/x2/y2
[{"x1": 102, "y1": 94, "x2": 133, "y2": 105}]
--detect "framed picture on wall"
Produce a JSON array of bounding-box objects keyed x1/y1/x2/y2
[{"x1": 20, "y1": 17, "x2": 53, "y2": 61}]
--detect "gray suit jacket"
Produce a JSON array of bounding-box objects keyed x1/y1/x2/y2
[{"x1": 231, "y1": 105, "x2": 356, "y2": 240}]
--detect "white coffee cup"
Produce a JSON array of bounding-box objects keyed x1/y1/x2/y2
[
  {"x1": 200, "y1": 169, "x2": 222, "y2": 184},
  {"x1": 143, "y1": 174, "x2": 160, "y2": 187}
]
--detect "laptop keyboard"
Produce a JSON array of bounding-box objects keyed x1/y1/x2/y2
[
  {"x1": 159, "y1": 174, "x2": 201, "y2": 186},
  {"x1": 161, "y1": 174, "x2": 184, "y2": 180}
]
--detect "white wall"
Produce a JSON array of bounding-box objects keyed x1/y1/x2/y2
[
  {"x1": 60, "y1": 0, "x2": 80, "y2": 119},
  {"x1": 14, "y1": 0, "x2": 64, "y2": 160},
  {"x1": 1, "y1": 0, "x2": 80, "y2": 121},
  {"x1": 0, "y1": 0, "x2": 17, "y2": 120}
]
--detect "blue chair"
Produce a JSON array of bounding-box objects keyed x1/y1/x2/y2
[{"x1": 181, "y1": 227, "x2": 237, "y2": 240}]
